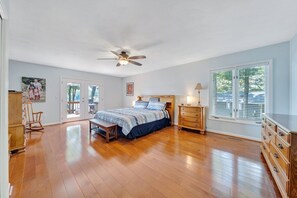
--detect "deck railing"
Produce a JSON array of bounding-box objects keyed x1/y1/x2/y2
[{"x1": 67, "y1": 101, "x2": 80, "y2": 114}]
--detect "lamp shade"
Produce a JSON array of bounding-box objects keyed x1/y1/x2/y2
[
  {"x1": 186, "y1": 96, "x2": 192, "y2": 105},
  {"x1": 195, "y1": 83, "x2": 202, "y2": 90}
]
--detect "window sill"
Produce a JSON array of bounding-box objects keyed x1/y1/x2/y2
[{"x1": 208, "y1": 117, "x2": 261, "y2": 126}]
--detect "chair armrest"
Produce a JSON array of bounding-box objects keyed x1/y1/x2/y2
[{"x1": 33, "y1": 111, "x2": 43, "y2": 114}]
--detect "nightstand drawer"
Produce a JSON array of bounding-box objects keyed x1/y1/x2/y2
[
  {"x1": 181, "y1": 112, "x2": 200, "y2": 117},
  {"x1": 180, "y1": 107, "x2": 200, "y2": 113},
  {"x1": 180, "y1": 121, "x2": 200, "y2": 129},
  {"x1": 181, "y1": 117, "x2": 199, "y2": 122}
]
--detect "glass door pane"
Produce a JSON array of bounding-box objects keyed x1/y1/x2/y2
[
  {"x1": 88, "y1": 85, "x2": 99, "y2": 117},
  {"x1": 66, "y1": 83, "x2": 81, "y2": 119}
]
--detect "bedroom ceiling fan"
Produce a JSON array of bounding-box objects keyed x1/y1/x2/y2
[{"x1": 97, "y1": 51, "x2": 146, "y2": 67}]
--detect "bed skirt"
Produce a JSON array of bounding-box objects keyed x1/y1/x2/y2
[{"x1": 117, "y1": 118, "x2": 170, "y2": 139}]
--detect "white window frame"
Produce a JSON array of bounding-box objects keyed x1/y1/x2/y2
[{"x1": 209, "y1": 60, "x2": 273, "y2": 124}]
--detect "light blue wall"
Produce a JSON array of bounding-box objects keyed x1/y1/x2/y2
[
  {"x1": 9, "y1": 60, "x2": 123, "y2": 124},
  {"x1": 123, "y1": 42, "x2": 290, "y2": 140},
  {"x1": 290, "y1": 34, "x2": 297, "y2": 115}
]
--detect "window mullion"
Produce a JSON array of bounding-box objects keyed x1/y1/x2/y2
[{"x1": 232, "y1": 69, "x2": 238, "y2": 119}]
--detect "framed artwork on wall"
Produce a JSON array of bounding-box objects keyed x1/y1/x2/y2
[
  {"x1": 126, "y1": 82, "x2": 134, "y2": 96},
  {"x1": 21, "y1": 77, "x2": 46, "y2": 102}
]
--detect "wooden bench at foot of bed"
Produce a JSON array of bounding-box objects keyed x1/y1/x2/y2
[{"x1": 89, "y1": 119, "x2": 118, "y2": 143}]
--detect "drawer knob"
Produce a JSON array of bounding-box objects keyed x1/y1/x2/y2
[
  {"x1": 273, "y1": 153, "x2": 279, "y2": 159},
  {"x1": 278, "y1": 132, "x2": 284, "y2": 137},
  {"x1": 263, "y1": 136, "x2": 266, "y2": 140},
  {"x1": 268, "y1": 132, "x2": 272, "y2": 137},
  {"x1": 262, "y1": 125, "x2": 265, "y2": 129},
  {"x1": 268, "y1": 123, "x2": 271, "y2": 126},
  {"x1": 273, "y1": 167, "x2": 278, "y2": 173},
  {"x1": 277, "y1": 143, "x2": 284, "y2": 149}
]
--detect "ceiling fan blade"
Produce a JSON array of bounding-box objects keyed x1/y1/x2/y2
[
  {"x1": 128, "y1": 60, "x2": 142, "y2": 66},
  {"x1": 128, "y1": 55, "x2": 146, "y2": 60},
  {"x1": 116, "y1": 62, "x2": 121, "y2": 67},
  {"x1": 96, "y1": 58, "x2": 117, "y2": 60},
  {"x1": 111, "y1": 51, "x2": 121, "y2": 57}
]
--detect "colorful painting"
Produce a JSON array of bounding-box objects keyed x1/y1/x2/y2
[
  {"x1": 126, "y1": 82, "x2": 134, "y2": 96},
  {"x1": 22, "y1": 77, "x2": 46, "y2": 102}
]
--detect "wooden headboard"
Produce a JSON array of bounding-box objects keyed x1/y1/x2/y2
[{"x1": 141, "y1": 95, "x2": 175, "y2": 125}]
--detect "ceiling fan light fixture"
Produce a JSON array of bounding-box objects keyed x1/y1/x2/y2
[
  {"x1": 119, "y1": 59, "x2": 129, "y2": 65},
  {"x1": 97, "y1": 50, "x2": 146, "y2": 67}
]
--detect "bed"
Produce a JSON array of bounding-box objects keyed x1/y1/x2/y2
[{"x1": 94, "y1": 95, "x2": 175, "y2": 139}]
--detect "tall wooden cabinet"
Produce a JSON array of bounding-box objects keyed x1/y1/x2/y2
[
  {"x1": 8, "y1": 92, "x2": 25, "y2": 152},
  {"x1": 178, "y1": 105, "x2": 206, "y2": 134},
  {"x1": 261, "y1": 113, "x2": 297, "y2": 198}
]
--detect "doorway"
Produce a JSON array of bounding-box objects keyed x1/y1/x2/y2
[{"x1": 61, "y1": 78, "x2": 103, "y2": 122}]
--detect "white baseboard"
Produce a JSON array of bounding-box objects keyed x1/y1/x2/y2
[
  {"x1": 9, "y1": 183, "x2": 13, "y2": 196},
  {"x1": 207, "y1": 128, "x2": 261, "y2": 142},
  {"x1": 43, "y1": 122, "x2": 61, "y2": 126}
]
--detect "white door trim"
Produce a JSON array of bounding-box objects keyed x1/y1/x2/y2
[
  {"x1": 0, "y1": 0, "x2": 9, "y2": 197},
  {"x1": 60, "y1": 77, "x2": 104, "y2": 123}
]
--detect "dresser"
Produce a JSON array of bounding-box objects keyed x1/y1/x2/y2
[
  {"x1": 9, "y1": 92, "x2": 26, "y2": 152},
  {"x1": 261, "y1": 113, "x2": 297, "y2": 198},
  {"x1": 178, "y1": 105, "x2": 206, "y2": 134}
]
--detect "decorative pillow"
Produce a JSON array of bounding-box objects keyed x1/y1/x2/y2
[
  {"x1": 147, "y1": 101, "x2": 166, "y2": 110},
  {"x1": 134, "y1": 101, "x2": 149, "y2": 109},
  {"x1": 149, "y1": 97, "x2": 160, "y2": 103}
]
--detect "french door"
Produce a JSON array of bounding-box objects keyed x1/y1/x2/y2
[{"x1": 61, "y1": 78, "x2": 103, "y2": 122}]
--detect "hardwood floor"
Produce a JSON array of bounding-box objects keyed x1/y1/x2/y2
[{"x1": 9, "y1": 121, "x2": 281, "y2": 198}]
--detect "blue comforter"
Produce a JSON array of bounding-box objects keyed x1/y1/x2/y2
[{"x1": 94, "y1": 108, "x2": 169, "y2": 135}]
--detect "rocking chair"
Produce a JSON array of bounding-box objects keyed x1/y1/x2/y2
[{"x1": 24, "y1": 101, "x2": 44, "y2": 132}]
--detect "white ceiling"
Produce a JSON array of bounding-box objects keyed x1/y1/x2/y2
[{"x1": 9, "y1": 0, "x2": 297, "y2": 77}]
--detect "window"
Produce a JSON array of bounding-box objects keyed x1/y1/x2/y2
[{"x1": 210, "y1": 61, "x2": 271, "y2": 123}]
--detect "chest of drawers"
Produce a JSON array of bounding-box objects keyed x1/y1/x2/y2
[
  {"x1": 261, "y1": 114, "x2": 297, "y2": 198},
  {"x1": 178, "y1": 105, "x2": 205, "y2": 134}
]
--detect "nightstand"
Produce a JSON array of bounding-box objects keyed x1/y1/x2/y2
[{"x1": 178, "y1": 105, "x2": 206, "y2": 134}]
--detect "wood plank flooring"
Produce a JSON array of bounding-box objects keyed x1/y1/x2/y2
[{"x1": 9, "y1": 121, "x2": 281, "y2": 198}]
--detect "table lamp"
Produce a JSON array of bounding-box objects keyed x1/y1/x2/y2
[{"x1": 195, "y1": 83, "x2": 202, "y2": 106}]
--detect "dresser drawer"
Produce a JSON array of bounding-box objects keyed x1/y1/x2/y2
[
  {"x1": 180, "y1": 107, "x2": 201, "y2": 113},
  {"x1": 277, "y1": 127, "x2": 290, "y2": 144},
  {"x1": 261, "y1": 141, "x2": 270, "y2": 157},
  {"x1": 261, "y1": 122, "x2": 266, "y2": 133},
  {"x1": 266, "y1": 119, "x2": 277, "y2": 131},
  {"x1": 9, "y1": 125, "x2": 25, "y2": 151},
  {"x1": 275, "y1": 137, "x2": 290, "y2": 161},
  {"x1": 265, "y1": 127, "x2": 276, "y2": 144},
  {"x1": 180, "y1": 112, "x2": 200, "y2": 117},
  {"x1": 270, "y1": 143, "x2": 289, "y2": 177},
  {"x1": 270, "y1": 154, "x2": 289, "y2": 194},
  {"x1": 262, "y1": 131, "x2": 270, "y2": 145},
  {"x1": 180, "y1": 121, "x2": 200, "y2": 129},
  {"x1": 181, "y1": 116, "x2": 199, "y2": 122}
]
